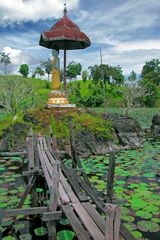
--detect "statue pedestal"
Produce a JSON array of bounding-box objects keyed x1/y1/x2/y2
[{"x1": 46, "y1": 90, "x2": 76, "y2": 108}]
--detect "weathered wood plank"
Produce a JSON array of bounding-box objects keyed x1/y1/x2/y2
[
  {"x1": 37, "y1": 144, "x2": 53, "y2": 188},
  {"x1": 49, "y1": 162, "x2": 60, "y2": 211},
  {"x1": 0, "y1": 207, "x2": 48, "y2": 218},
  {"x1": 104, "y1": 204, "x2": 121, "y2": 240},
  {"x1": 42, "y1": 211, "x2": 62, "y2": 221},
  {"x1": 59, "y1": 182, "x2": 70, "y2": 204},
  {"x1": 42, "y1": 137, "x2": 48, "y2": 151},
  {"x1": 33, "y1": 136, "x2": 40, "y2": 168},
  {"x1": 60, "y1": 172, "x2": 79, "y2": 203},
  {"x1": 76, "y1": 174, "x2": 105, "y2": 212},
  {"x1": 28, "y1": 137, "x2": 34, "y2": 169},
  {"x1": 72, "y1": 203, "x2": 104, "y2": 240},
  {"x1": 0, "y1": 151, "x2": 27, "y2": 157},
  {"x1": 82, "y1": 202, "x2": 105, "y2": 234},
  {"x1": 62, "y1": 205, "x2": 91, "y2": 240},
  {"x1": 45, "y1": 150, "x2": 57, "y2": 165},
  {"x1": 22, "y1": 169, "x2": 43, "y2": 176},
  {"x1": 62, "y1": 164, "x2": 89, "y2": 202},
  {"x1": 41, "y1": 150, "x2": 52, "y2": 178}
]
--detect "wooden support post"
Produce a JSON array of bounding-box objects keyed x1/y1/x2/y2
[
  {"x1": 50, "y1": 126, "x2": 58, "y2": 152},
  {"x1": 17, "y1": 176, "x2": 36, "y2": 208},
  {"x1": 48, "y1": 161, "x2": 60, "y2": 240},
  {"x1": 68, "y1": 117, "x2": 78, "y2": 169},
  {"x1": 104, "y1": 204, "x2": 121, "y2": 240},
  {"x1": 106, "y1": 150, "x2": 116, "y2": 203},
  {"x1": 26, "y1": 127, "x2": 35, "y2": 170}
]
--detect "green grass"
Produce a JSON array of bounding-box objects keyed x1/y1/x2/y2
[{"x1": 91, "y1": 108, "x2": 160, "y2": 128}]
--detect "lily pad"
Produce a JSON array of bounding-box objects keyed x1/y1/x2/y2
[
  {"x1": 57, "y1": 230, "x2": 75, "y2": 240},
  {"x1": 2, "y1": 236, "x2": 16, "y2": 240},
  {"x1": 19, "y1": 234, "x2": 32, "y2": 240},
  {"x1": 122, "y1": 215, "x2": 135, "y2": 223},
  {"x1": 1, "y1": 218, "x2": 14, "y2": 227},
  {"x1": 34, "y1": 227, "x2": 47, "y2": 236},
  {"x1": 136, "y1": 210, "x2": 152, "y2": 219},
  {"x1": 137, "y1": 220, "x2": 159, "y2": 232},
  {"x1": 132, "y1": 231, "x2": 142, "y2": 238},
  {"x1": 59, "y1": 219, "x2": 70, "y2": 226},
  {"x1": 14, "y1": 223, "x2": 25, "y2": 232}
]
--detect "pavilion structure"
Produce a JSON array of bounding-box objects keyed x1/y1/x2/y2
[{"x1": 39, "y1": 4, "x2": 91, "y2": 108}]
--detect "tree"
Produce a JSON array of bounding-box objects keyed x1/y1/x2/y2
[
  {"x1": 41, "y1": 59, "x2": 52, "y2": 81},
  {"x1": 141, "y1": 58, "x2": 160, "y2": 85},
  {"x1": 19, "y1": 64, "x2": 29, "y2": 77},
  {"x1": 128, "y1": 70, "x2": 136, "y2": 82},
  {"x1": 0, "y1": 52, "x2": 11, "y2": 75},
  {"x1": 33, "y1": 66, "x2": 45, "y2": 78},
  {"x1": 0, "y1": 76, "x2": 35, "y2": 113},
  {"x1": 122, "y1": 80, "x2": 153, "y2": 114},
  {"x1": 89, "y1": 64, "x2": 124, "y2": 87},
  {"x1": 66, "y1": 61, "x2": 82, "y2": 80},
  {"x1": 82, "y1": 70, "x2": 88, "y2": 83}
]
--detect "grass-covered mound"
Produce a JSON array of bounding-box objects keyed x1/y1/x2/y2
[{"x1": 23, "y1": 108, "x2": 115, "y2": 141}]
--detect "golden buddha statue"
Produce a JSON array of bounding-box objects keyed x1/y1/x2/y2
[
  {"x1": 51, "y1": 49, "x2": 60, "y2": 90},
  {"x1": 47, "y1": 49, "x2": 69, "y2": 106}
]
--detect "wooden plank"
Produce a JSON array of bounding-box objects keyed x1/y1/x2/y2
[
  {"x1": 62, "y1": 164, "x2": 89, "y2": 202},
  {"x1": 59, "y1": 182, "x2": 70, "y2": 204},
  {"x1": 27, "y1": 136, "x2": 34, "y2": 169},
  {"x1": 42, "y1": 137, "x2": 48, "y2": 151},
  {"x1": 0, "y1": 207, "x2": 48, "y2": 218},
  {"x1": 60, "y1": 172, "x2": 79, "y2": 203},
  {"x1": 41, "y1": 150, "x2": 52, "y2": 177},
  {"x1": 33, "y1": 136, "x2": 40, "y2": 168},
  {"x1": 62, "y1": 205, "x2": 91, "y2": 240},
  {"x1": 42, "y1": 211, "x2": 62, "y2": 221},
  {"x1": 22, "y1": 169, "x2": 43, "y2": 176},
  {"x1": 72, "y1": 203, "x2": 104, "y2": 240},
  {"x1": 39, "y1": 136, "x2": 44, "y2": 150},
  {"x1": 82, "y1": 202, "x2": 105, "y2": 234},
  {"x1": 17, "y1": 176, "x2": 36, "y2": 208},
  {"x1": 49, "y1": 162, "x2": 60, "y2": 211},
  {"x1": 0, "y1": 151, "x2": 27, "y2": 157},
  {"x1": 45, "y1": 150, "x2": 56, "y2": 165},
  {"x1": 37, "y1": 144, "x2": 53, "y2": 188},
  {"x1": 76, "y1": 175, "x2": 105, "y2": 212}
]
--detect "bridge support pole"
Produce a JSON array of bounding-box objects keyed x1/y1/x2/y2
[
  {"x1": 104, "y1": 204, "x2": 121, "y2": 240},
  {"x1": 106, "y1": 150, "x2": 116, "y2": 203},
  {"x1": 48, "y1": 162, "x2": 60, "y2": 240}
]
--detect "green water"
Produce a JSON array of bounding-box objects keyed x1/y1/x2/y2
[{"x1": 80, "y1": 139, "x2": 160, "y2": 240}]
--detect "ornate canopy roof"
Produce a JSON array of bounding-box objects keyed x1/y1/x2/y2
[{"x1": 39, "y1": 8, "x2": 91, "y2": 50}]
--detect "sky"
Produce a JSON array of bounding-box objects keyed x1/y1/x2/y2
[{"x1": 0, "y1": 0, "x2": 160, "y2": 77}]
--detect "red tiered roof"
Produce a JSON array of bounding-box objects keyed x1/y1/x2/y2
[{"x1": 39, "y1": 15, "x2": 91, "y2": 50}]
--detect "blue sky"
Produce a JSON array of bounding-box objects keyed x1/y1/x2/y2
[{"x1": 0, "y1": 0, "x2": 160, "y2": 76}]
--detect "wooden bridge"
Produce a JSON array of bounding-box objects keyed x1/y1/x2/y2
[{"x1": 0, "y1": 130, "x2": 137, "y2": 240}]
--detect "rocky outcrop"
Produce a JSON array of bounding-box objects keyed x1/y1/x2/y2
[
  {"x1": 104, "y1": 113, "x2": 144, "y2": 148},
  {"x1": 0, "y1": 122, "x2": 30, "y2": 152},
  {"x1": 73, "y1": 129, "x2": 118, "y2": 157},
  {"x1": 151, "y1": 115, "x2": 160, "y2": 138}
]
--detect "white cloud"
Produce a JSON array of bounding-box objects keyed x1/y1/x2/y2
[{"x1": 0, "y1": 0, "x2": 78, "y2": 25}]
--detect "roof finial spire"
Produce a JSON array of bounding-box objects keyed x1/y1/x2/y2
[{"x1": 64, "y1": 1, "x2": 67, "y2": 16}]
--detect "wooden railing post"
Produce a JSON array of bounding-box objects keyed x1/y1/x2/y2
[
  {"x1": 106, "y1": 149, "x2": 116, "y2": 203},
  {"x1": 105, "y1": 204, "x2": 121, "y2": 240},
  {"x1": 68, "y1": 117, "x2": 78, "y2": 169},
  {"x1": 48, "y1": 161, "x2": 60, "y2": 240}
]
